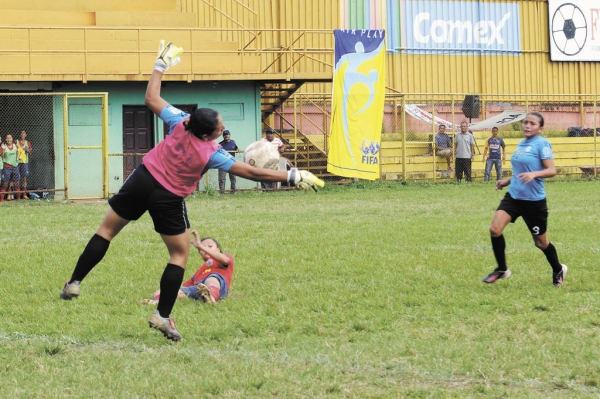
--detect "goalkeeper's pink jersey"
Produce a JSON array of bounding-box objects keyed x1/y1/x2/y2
[{"x1": 143, "y1": 120, "x2": 219, "y2": 198}]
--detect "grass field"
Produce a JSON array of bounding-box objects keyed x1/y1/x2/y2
[{"x1": 1, "y1": 180, "x2": 599, "y2": 398}]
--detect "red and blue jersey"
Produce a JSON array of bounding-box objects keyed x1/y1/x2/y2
[{"x1": 182, "y1": 253, "x2": 234, "y2": 289}]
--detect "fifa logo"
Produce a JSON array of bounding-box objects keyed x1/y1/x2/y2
[{"x1": 360, "y1": 140, "x2": 380, "y2": 164}]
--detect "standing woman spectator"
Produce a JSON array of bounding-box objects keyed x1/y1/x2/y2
[
  {"x1": 0, "y1": 134, "x2": 21, "y2": 202},
  {"x1": 482, "y1": 112, "x2": 567, "y2": 286},
  {"x1": 59, "y1": 41, "x2": 323, "y2": 342},
  {"x1": 16, "y1": 130, "x2": 32, "y2": 200}
]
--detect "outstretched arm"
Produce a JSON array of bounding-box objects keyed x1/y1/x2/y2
[
  {"x1": 228, "y1": 160, "x2": 289, "y2": 182},
  {"x1": 227, "y1": 161, "x2": 324, "y2": 192},
  {"x1": 191, "y1": 230, "x2": 231, "y2": 266},
  {"x1": 144, "y1": 41, "x2": 183, "y2": 116},
  {"x1": 144, "y1": 70, "x2": 169, "y2": 116}
]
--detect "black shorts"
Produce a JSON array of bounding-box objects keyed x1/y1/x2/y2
[
  {"x1": 108, "y1": 164, "x2": 190, "y2": 235},
  {"x1": 497, "y1": 193, "x2": 548, "y2": 236}
]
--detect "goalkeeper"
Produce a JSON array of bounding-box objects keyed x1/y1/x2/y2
[{"x1": 59, "y1": 41, "x2": 324, "y2": 342}]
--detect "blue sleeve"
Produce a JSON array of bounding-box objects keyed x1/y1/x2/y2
[
  {"x1": 159, "y1": 105, "x2": 190, "y2": 135},
  {"x1": 206, "y1": 148, "x2": 237, "y2": 172},
  {"x1": 540, "y1": 141, "x2": 553, "y2": 160}
]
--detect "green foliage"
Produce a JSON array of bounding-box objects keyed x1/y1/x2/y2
[{"x1": 1, "y1": 181, "x2": 600, "y2": 398}]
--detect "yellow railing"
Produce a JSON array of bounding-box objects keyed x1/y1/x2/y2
[
  {"x1": 0, "y1": 27, "x2": 334, "y2": 81},
  {"x1": 277, "y1": 91, "x2": 600, "y2": 182}
]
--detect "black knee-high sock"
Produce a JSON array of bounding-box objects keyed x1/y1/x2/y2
[
  {"x1": 491, "y1": 235, "x2": 507, "y2": 271},
  {"x1": 156, "y1": 264, "x2": 185, "y2": 319},
  {"x1": 70, "y1": 234, "x2": 111, "y2": 282},
  {"x1": 542, "y1": 243, "x2": 563, "y2": 273}
]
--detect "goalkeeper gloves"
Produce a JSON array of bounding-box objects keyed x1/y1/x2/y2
[
  {"x1": 287, "y1": 168, "x2": 325, "y2": 192},
  {"x1": 154, "y1": 40, "x2": 184, "y2": 73}
]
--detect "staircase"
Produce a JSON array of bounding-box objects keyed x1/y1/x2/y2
[
  {"x1": 278, "y1": 130, "x2": 345, "y2": 182},
  {"x1": 261, "y1": 81, "x2": 304, "y2": 121}
]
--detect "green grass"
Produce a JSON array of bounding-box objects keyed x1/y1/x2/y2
[{"x1": 1, "y1": 181, "x2": 599, "y2": 398}]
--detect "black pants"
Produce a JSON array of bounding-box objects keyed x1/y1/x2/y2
[{"x1": 455, "y1": 158, "x2": 472, "y2": 182}]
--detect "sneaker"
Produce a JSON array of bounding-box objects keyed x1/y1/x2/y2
[
  {"x1": 148, "y1": 310, "x2": 182, "y2": 342},
  {"x1": 553, "y1": 264, "x2": 568, "y2": 287},
  {"x1": 60, "y1": 280, "x2": 81, "y2": 300},
  {"x1": 196, "y1": 283, "x2": 216, "y2": 304},
  {"x1": 482, "y1": 268, "x2": 512, "y2": 284},
  {"x1": 447, "y1": 166, "x2": 453, "y2": 171}
]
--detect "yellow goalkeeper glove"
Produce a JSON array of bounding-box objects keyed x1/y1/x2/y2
[
  {"x1": 287, "y1": 168, "x2": 325, "y2": 192},
  {"x1": 154, "y1": 40, "x2": 184, "y2": 73}
]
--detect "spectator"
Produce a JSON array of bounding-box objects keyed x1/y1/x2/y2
[
  {"x1": 454, "y1": 122, "x2": 475, "y2": 182},
  {"x1": 16, "y1": 130, "x2": 32, "y2": 200},
  {"x1": 218, "y1": 130, "x2": 239, "y2": 192},
  {"x1": 260, "y1": 129, "x2": 286, "y2": 189},
  {"x1": 261, "y1": 129, "x2": 286, "y2": 154},
  {"x1": 482, "y1": 112, "x2": 567, "y2": 286},
  {"x1": 0, "y1": 134, "x2": 21, "y2": 202},
  {"x1": 148, "y1": 230, "x2": 234, "y2": 304},
  {"x1": 435, "y1": 125, "x2": 453, "y2": 170},
  {"x1": 482, "y1": 127, "x2": 506, "y2": 182}
]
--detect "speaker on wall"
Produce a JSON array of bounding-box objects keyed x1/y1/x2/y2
[{"x1": 462, "y1": 95, "x2": 481, "y2": 119}]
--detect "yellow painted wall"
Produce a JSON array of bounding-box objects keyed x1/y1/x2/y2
[
  {"x1": 385, "y1": 1, "x2": 600, "y2": 95},
  {"x1": 0, "y1": 0, "x2": 180, "y2": 12},
  {"x1": 0, "y1": 0, "x2": 598, "y2": 95}
]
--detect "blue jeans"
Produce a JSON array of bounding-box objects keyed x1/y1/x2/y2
[{"x1": 485, "y1": 158, "x2": 502, "y2": 181}]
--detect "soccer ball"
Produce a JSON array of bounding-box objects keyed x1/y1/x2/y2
[
  {"x1": 243, "y1": 140, "x2": 280, "y2": 169},
  {"x1": 551, "y1": 3, "x2": 587, "y2": 56}
]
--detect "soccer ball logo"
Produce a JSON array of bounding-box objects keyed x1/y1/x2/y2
[
  {"x1": 551, "y1": 3, "x2": 587, "y2": 56},
  {"x1": 243, "y1": 140, "x2": 280, "y2": 169}
]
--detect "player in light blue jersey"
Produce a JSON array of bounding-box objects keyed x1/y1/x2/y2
[{"x1": 482, "y1": 112, "x2": 567, "y2": 287}]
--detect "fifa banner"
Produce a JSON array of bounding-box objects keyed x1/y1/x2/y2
[
  {"x1": 548, "y1": 0, "x2": 600, "y2": 61},
  {"x1": 328, "y1": 29, "x2": 386, "y2": 180}
]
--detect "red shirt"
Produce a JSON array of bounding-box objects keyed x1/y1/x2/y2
[{"x1": 182, "y1": 254, "x2": 234, "y2": 289}]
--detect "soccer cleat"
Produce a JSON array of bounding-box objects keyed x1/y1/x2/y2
[
  {"x1": 553, "y1": 264, "x2": 568, "y2": 287},
  {"x1": 148, "y1": 310, "x2": 182, "y2": 342},
  {"x1": 482, "y1": 268, "x2": 512, "y2": 284},
  {"x1": 60, "y1": 280, "x2": 81, "y2": 299},
  {"x1": 196, "y1": 283, "x2": 216, "y2": 304}
]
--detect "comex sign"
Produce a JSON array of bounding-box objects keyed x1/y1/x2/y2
[
  {"x1": 549, "y1": 0, "x2": 600, "y2": 61},
  {"x1": 403, "y1": 1, "x2": 521, "y2": 55},
  {"x1": 414, "y1": 13, "x2": 511, "y2": 46}
]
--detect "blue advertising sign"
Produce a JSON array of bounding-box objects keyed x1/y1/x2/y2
[{"x1": 400, "y1": 1, "x2": 521, "y2": 55}]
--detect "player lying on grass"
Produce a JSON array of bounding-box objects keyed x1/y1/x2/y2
[
  {"x1": 143, "y1": 230, "x2": 232, "y2": 305},
  {"x1": 60, "y1": 40, "x2": 324, "y2": 342}
]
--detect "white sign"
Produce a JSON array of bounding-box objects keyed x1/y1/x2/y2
[
  {"x1": 549, "y1": 0, "x2": 600, "y2": 61},
  {"x1": 468, "y1": 111, "x2": 526, "y2": 131}
]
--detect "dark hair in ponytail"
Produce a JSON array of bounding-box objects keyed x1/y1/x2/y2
[
  {"x1": 526, "y1": 111, "x2": 544, "y2": 127},
  {"x1": 185, "y1": 108, "x2": 220, "y2": 139}
]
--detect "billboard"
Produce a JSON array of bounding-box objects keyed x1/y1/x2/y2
[
  {"x1": 549, "y1": 0, "x2": 600, "y2": 61},
  {"x1": 399, "y1": 1, "x2": 521, "y2": 55}
]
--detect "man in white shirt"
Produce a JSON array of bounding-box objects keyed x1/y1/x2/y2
[
  {"x1": 260, "y1": 130, "x2": 286, "y2": 189},
  {"x1": 261, "y1": 129, "x2": 286, "y2": 154},
  {"x1": 454, "y1": 122, "x2": 475, "y2": 182}
]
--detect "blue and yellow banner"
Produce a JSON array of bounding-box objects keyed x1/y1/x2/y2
[{"x1": 328, "y1": 29, "x2": 386, "y2": 180}]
